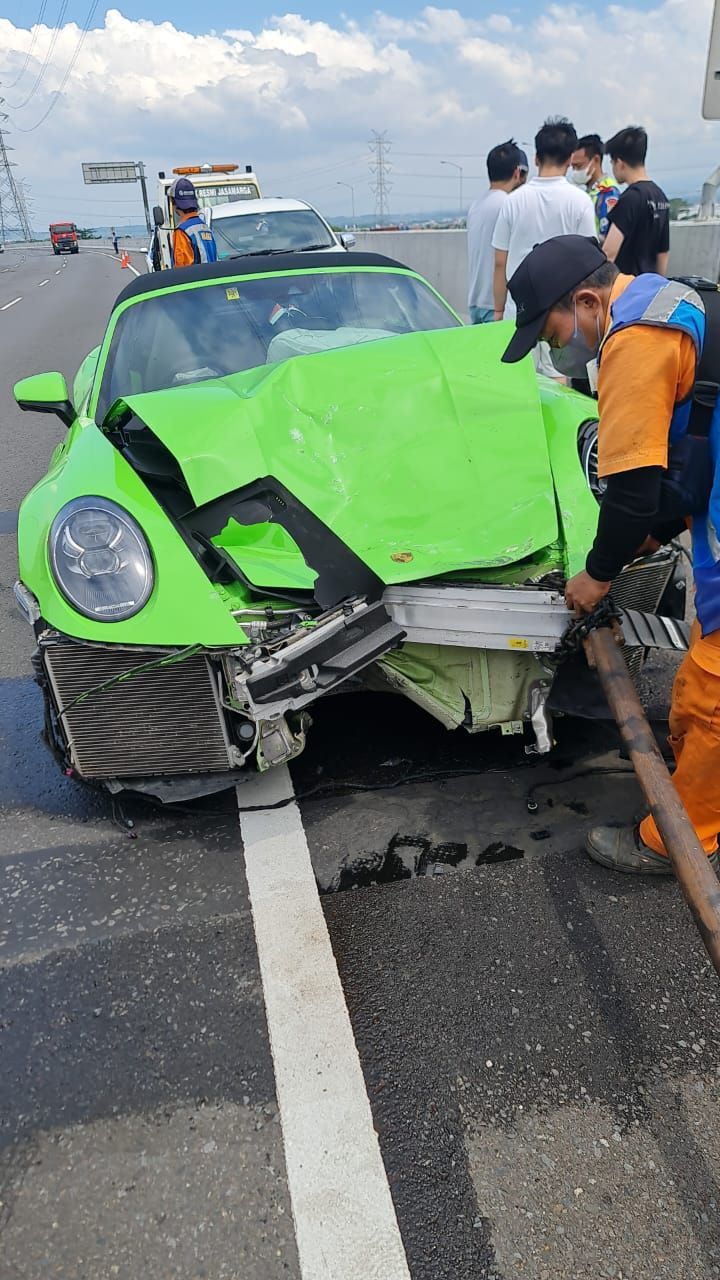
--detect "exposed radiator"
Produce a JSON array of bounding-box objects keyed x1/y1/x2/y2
[
  {"x1": 612, "y1": 550, "x2": 680, "y2": 679},
  {"x1": 612, "y1": 551, "x2": 678, "y2": 615},
  {"x1": 43, "y1": 644, "x2": 233, "y2": 779}
]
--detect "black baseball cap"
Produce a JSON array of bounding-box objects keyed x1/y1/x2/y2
[{"x1": 501, "y1": 234, "x2": 607, "y2": 363}]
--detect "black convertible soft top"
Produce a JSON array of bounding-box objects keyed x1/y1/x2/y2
[{"x1": 115, "y1": 251, "x2": 410, "y2": 309}]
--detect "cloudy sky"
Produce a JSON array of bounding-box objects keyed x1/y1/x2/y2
[{"x1": 0, "y1": 1, "x2": 718, "y2": 229}]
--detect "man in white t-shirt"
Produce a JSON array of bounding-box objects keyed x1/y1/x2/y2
[
  {"x1": 467, "y1": 140, "x2": 528, "y2": 323},
  {"x1": 492, "y1": 117, "x2": 596, "y2": 361}
]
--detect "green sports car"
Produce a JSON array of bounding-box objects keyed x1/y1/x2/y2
[{"x1": 13, "y1": 252, "x2": 685, "y2": 797}]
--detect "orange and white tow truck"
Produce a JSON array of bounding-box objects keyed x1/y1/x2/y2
[{"x1": 149, "y1": 163, "x2": 262, "y2": 271}]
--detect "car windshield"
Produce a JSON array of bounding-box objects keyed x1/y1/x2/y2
[
  {"x1": 96, "y1": 269, "x2": 459, "y2": 420},
  {"x1": 212, "y1": 209, "x2": 335, "y2": 260}
]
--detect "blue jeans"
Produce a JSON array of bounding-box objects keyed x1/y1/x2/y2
[{"x1": 469, "y1": 306, "x2": 495, "y2": 324}]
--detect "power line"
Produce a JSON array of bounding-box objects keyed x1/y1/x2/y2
[
  {"x1": 31, "y1": 195, "x2": 144, "y2": 208},
  {"x1": 10, "y1": 0, "x2": 99, "y2": 132},
  {"x1": 274, "y1": 152, "x2": 367, "y2": 186},
  {"x1": 32, "y1": 206, "x2": 142, "y2": 215},
  {"x1": 392, "y1": 171, "x2": 486, "y2": 180},
  {"x1": 29, "y1": 189, "x2": 144, "y2": 203},
  {"x1": 369, "y1": 130, "x2": 392, "y2": 219},
  {"x1": 369, "y1": 193, "x2": 462, "y2": 202},
  {"x1": 6, "y1": 0, "x2": 69, "y2": 110},
  {"x1": 393, "y1": 151, "x2": 489, "y2": 158},
  {"x1": 1, "y1": 2, "x2": 50, "y2": 90}
]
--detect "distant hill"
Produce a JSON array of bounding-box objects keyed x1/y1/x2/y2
[
  {"x1": 22, "y1": 191, "x2": 702, "y2": 241},
  {"x1": 92, "y1": 224, "x2": 148, "y2": 238},
  {"x1": 335, "y1": 208, "x2": 465, "y2": 227},
  {"x1": 28, "y1": 223, "x2": 148, "y2": 240}
]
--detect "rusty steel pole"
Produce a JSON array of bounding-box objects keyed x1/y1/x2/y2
[{"x1": 587, "y1": 625, "x2": 720, "y2": 977}]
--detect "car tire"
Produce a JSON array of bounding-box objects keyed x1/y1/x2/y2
[{"x1": 577, "y1": 419, "x2": 606, "y2": 502}]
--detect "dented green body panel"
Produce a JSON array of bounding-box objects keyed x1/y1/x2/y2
[
  {"x1": 117, "y1": 322, "x2": 569, "y2": 587},
  {"x1": 17, "y1": 261, "x2": 598, "y2": 647}
]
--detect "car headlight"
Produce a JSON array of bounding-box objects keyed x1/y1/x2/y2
[{"x1": 49, "y1": 497, "x2": 153, "y2": 621}]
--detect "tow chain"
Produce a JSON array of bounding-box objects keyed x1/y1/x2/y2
[{"x1": 553, "y1": 594, "x2": 622, "y2": 663}]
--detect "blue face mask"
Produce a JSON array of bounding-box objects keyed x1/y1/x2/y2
[{"x1": 550, "y1": 300, "x2": 602, "y2": 379}]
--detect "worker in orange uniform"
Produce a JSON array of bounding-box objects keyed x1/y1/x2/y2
[
  {"x1": 501, "y1": 234, "x2": 719, "y2": 875},
  {"x1": 169, "y1": 177, "x2": 218, "y2": 267}
]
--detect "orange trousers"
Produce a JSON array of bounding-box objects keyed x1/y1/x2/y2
[{"x1": 640, "y1": 636, "x2": 720, "y2": 857}]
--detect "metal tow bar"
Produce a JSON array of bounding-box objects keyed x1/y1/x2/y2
[{"x1": 574, "y1": 600, "x2": 720, "y2": 977}]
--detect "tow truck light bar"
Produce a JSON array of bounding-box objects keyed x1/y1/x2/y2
[{"x1": 172, "y1": 164, "x2": 240, "y2": 175}]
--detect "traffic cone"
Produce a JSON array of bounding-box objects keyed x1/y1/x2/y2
[{"x1": 120, "y1": 251, "x2": 130, "y2": 269}]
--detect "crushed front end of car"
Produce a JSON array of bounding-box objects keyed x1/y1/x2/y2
[
  {"x1": 14, "y1": 272, "x2": 688, "y2": 799},
  {"x1": 18, "y1": 554, "x2": 686, "y2": 801}
]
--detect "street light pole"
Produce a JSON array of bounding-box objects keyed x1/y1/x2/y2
[
  {"x1": 441, "y1": 160, "x2": 464, "y2": 219},
  {"x1": 337, "y1": 181, "x2": 355, "y2": 226}
]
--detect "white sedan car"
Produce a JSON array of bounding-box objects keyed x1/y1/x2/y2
[{"x1": 205, "y1": 197, "x2": 356, "y2": 261}]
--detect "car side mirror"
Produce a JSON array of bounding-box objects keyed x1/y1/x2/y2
[
  {"x1": 340, "y1": 232, "x2": 356, "y2": 249},
  {"x1": 14, "y1": 372, "x2": 77, "y2": 429},
  {"x1": 153, "y1": 204, "x2": 165, "y2": 227}
]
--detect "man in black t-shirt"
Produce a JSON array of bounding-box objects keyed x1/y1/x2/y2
[{"x1": 603, "y1": 126, "x2": 670, "y2": 276}]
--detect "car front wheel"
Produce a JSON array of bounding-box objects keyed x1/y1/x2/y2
[{"x1": 577, "y1": 419, "x2": 606, "y2": 502}]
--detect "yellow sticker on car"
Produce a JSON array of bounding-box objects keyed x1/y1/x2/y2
[
  {"x1": 226, "y1": 287, "x2": 240, "y2": 301},
  {"x1": 509, "y1": 637, "x2": 529, "y2": 650}
]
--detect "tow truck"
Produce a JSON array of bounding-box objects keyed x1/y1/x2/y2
[{"x1": 148, "y1": 163, "x2": 261, "y2": 271}]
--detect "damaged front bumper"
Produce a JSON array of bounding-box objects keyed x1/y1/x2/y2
[{"x1": 16, "y1": 552, "x2": 690, "y2": 794}]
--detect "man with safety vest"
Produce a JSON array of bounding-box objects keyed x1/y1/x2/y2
[
  {"x1": 501, "y1": 234, "x2": 720, "y2": 875},
  {"x1": 568, "y1": 133, "x2": 621, "y2": 244},
  {"x1": 170, "y1": 177, "x2": 218, "y2": 267}
]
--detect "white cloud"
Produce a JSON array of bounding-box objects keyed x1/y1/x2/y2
[
  {"x1": 460, "y1": 38, "x2": 563, "y2": 94},
  {"x1": 485, "y1": 14, "x2": 514, "y2": 34},
  {"x1": 371, "y1": 6, "x2": 485, "y2": 43},
  {"x1": 252, "y1": 13, "x2": 406, "y2": 75},
  {"x1": 0, "y1": 0, "x2": 717, "y2": 227}
]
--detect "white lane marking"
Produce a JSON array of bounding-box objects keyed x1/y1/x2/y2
[
  {"x1": 238, "y1": 768, "x2": 411, "y2": 1280},
  {"x1": 1, "y1": 296, "x2": 21, "y2": 310},
  {"x1": 37, "y1": 278, "x2": 49, "y2": 287},
  {"x1": 100, "y1": 251, "x2": 141, "y2": 277}
]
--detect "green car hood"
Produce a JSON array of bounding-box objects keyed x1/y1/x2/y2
[{"x1": 118, "y1": 324, "x2": 558, "y2": 587}]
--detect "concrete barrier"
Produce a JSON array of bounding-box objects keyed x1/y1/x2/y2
[
  {"x1": 354, "y1": 229, "x2": 469, "y2": 316},
  {"x1": 354, "y1": 223, "x2": 720, "y2": 315},
  {"x1": 667, "y1": 222, "x2": 720, "y2": 279}
]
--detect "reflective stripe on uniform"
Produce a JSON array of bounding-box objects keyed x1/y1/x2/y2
[
  {"x1": 599, "y1": 274, "x2": 704, "y2": 363},
  {"x1": 174, "y1": 215, "x2": 218, "y2": 265},
  {"x1": 640, "y1": 280, "x2": 702, "y2": 326}
]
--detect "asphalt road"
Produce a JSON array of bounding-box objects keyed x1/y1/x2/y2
[
  {"x1": 0, "y1": 244, "x2": 300, "y2": 1280},
  {"x1": 2, "y1": 245, "x2": 720, "y2": 1280}
]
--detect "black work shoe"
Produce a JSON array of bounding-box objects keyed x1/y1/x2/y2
[{"x1": 586, "y1": 825, "x2": 720, "y2": 876}]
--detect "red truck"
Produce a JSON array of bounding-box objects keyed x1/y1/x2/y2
[{"x1": 49, "y1": 222, "x2": 79, "y2": 255}]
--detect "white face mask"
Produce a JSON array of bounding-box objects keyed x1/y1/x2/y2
[{"x1": 569, "y1": 166, "x2": 590, "y2": 186}]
